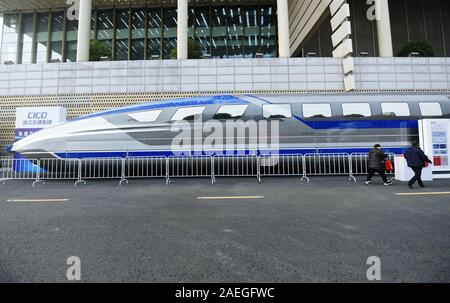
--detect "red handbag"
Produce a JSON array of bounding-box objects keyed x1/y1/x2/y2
[{"x1": 384, "y1": 160, "x2": 393, "y2": 171}]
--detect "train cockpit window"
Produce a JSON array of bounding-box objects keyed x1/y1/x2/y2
[
  {"x1": 171, "y1": 107, "x2": 206, "y2": 121},
  {"x1": 213, "y1": 105, "x2": 248, "y2": 120},
  {"x1": 381, "y1": 103, "x2": 410, "y2": 117},
  {"x1": 342, "y1": 103, "x2": 371, "y2": 117},
  {"x1": 128, "y1": 110, "x2": 163, "y2": 122},
  {"x1": 302, "y1": 104, "x2": 332, "y2": 118},
  {"x1": 419, "y1": 102, "x2": 442, "y2": 116},
  {"x1": 263, "y1": 104, "x2": 292, "y2": 119}
]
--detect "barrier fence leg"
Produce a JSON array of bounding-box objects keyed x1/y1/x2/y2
[
  {"x1": 301, "y1": 156, "x2": 310, "y2": 183},
  {"x1": 348, "y1": 155, "x2": 357, "y2": 183},
  {"x1": 32, "y1": 160, "x2": 44, "y2": 187},
  {"x1": 165, "y1": 158, "x2": 170, "y2": 185},
  {"x1": 257, "y1": 156, "x2": 262, "y2": 183},
  {"x1": 119, "y1": 158, "x2": 129, "y2": 186},
  {"x1": 75, "y1": 159, "x2": 86, "y2": 187},
  {"x1": 211, "y1": 157, "x2": 216, "y2": 184}
]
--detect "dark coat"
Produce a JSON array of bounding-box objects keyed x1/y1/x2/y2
[
  {"x1": 368, "y1": 148, "x2": 388, "y2": 170},
  {"x1": 404, "y1": 146, "x2": 432, "y2": 168}
]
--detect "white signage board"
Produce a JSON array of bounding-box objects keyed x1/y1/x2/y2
[
  {"x1": 419, "y1": 119, "x2": 450, "y2": 179},
  {"x1": 15, "y1": 107, "x2": 67, "y2": 140}
]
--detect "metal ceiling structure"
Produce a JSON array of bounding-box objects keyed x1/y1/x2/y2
[{"x1": 0, "y1": 0, "x2": 266, "y2": 12}]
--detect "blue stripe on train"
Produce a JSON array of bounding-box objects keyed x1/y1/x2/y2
[{"x1": 56, "y1": 147, "x2": 407, "y2": 159}]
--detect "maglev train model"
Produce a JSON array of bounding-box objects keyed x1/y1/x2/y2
[{"x1": 11, "y1": 93, "x2": 450, "y2": 160}]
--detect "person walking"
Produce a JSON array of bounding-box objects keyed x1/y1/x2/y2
[
  {"x1": 404, "y1": 140, "x2": 433, "y2": 189},
  {"x1": 366, "y1": 144, "x2": 393, "y2": 186}
]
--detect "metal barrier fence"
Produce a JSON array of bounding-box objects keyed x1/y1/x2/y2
[
  {"x1": 124, "y1": 156, "x2": 167, "y2": 184},
  {"x1": 168, "y1": 156, "x2": 214, "y2": 184},
  {"x1": 259, "y1": 155, "x2": 304, "y2": 182},
  {"x1": 213, "y1": 155, "x2": 259, "y2": 183},
  {"x1": 303, "y1": 153, "x2": 353, "y2": 182},
  {"x1": 350, "y1": 153, "x2": 396, "y2": 175},
  {"x1": 0, "y1": 158, "x2": 40, "y2": 186},
  {"x1": 37, "y1": 158, "x2": 84, "y2": 186},
  {"x1": 0, "y1": 153, "x2": 399, "y2": 186}
]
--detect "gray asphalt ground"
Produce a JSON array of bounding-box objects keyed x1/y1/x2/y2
[{"x1": 0, "y1": 176, "x2": 449, "y2": 283}]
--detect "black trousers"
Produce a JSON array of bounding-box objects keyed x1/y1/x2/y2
[
  {"x1": 367, "y1": 169, "x2": 388, "y2": 183},
  {"x1": 409, "y1": 167, "x2": 424, "y2": 187}
]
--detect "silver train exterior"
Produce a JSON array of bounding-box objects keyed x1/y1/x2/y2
[{"x1": 11, "y1": 93, "x2": 450, "y2": 160}]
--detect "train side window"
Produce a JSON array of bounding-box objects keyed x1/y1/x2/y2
[
  {"x1": 419, "y1": 102, "x2": 442, "y2": 116},
  {"x1": 171, "y1": 106, "x2": 206, "y2": 121},
  {"x1": 381, "y1": 103, "x2": 410, "y2": 117},
  {"x1": 213, "y1": 105, "x2": 248, "y2": 120},
  {"x1": 263, "y1": 104, "x2": 292, "y2": 119},
  {"x1": 128, "y1": 110, "x2": 162, "y2": 122},
  {"x1": 342, "y1": 103, "x2": 371, "y2": 117},
  {"x1": 302, "y1": 104, "x2": 332, "y2": 118}
]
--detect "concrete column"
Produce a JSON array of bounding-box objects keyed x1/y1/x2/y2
[
  {"x1": 76, "y1": 0, "x2": 92, "y2": 62},
  {"x1": 277, "y1": 0, "x2": 290, "y2": 58},
  {"x1": 376, "y1": 0, "x2": 393, "y2": 57},
  {"x1": 177, "y1": 0, "x2": 188, "y2": 60}
]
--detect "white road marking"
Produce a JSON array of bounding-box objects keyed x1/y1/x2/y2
[
  {"x1": 394, "y1": 192, "x2": 450, "y2": 196},
  {"x1": 197, "y1": 196, "x2": 264, "y2": 200},
  {"x1": 6, "y1": 199, "x2": 68, "y2": 203}
]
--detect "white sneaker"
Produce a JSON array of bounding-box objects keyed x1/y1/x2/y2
[
  {"x1": 384, "y1": 181, "x2": 393, "y2": 186},
  {"x1": 365, "y1": 181, "x2": 372, "y2": 185}
]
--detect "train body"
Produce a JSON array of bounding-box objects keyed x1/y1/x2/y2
[{"x1": 11, "y1": 93, "x2": 450, "y2": 160}]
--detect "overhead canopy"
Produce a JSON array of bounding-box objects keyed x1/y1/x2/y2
[{"x1": 0, "y1": 0, "x2": 264, "y2": 12}]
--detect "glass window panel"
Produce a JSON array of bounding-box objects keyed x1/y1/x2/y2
[
  {"x1": 211, "y1": 7, "x2": 227, "y2": 58},
  {"x1": 419, "y1": 103, "x2": 442, "y2": 117},
  {"x1": 381, "y1": 103, "x2": 410, "y2": 117},
  {"x1": 214, "y1": 105, "x2": 248, "y2": 119},
  {"x1": 97, "y1": 10, "x2": 114, "y2": 40},
  {"x1": 171, "y1": 107, "x2": 206, "y2": 121},
  {"x1": 1, "y1": 14, "x2": 20, "y2": 63},
  {"x1": 65, "y1": 12, "x2": 78, "y2": 62},
  {"x1": 227, "y1": 7, "x2": 243, "y2": 58},
  {"x1": 244, "y1": 6, "x2": 259, "y2": 58},
  {"x1": 20, "y1": 13, "x2": 34, "y2": 64},
  {"x1": 302, "y1": 104, "x2": 333, "y2": 118},
  {"x1": 147, "y1": 8, "x2": 162, "y2": 58},
  {"x1": 130, "y1": 39, "x2": 145, "y2": 60},
  {"x1": 95, "y1": 9, "x2": 113, "y2": 61},
  {"x1": 194, "y1": 6, "x2": 211, "y2": 54},
  {"x1": 188, "y1": 7, "x2": 195, "y2": 39},
  {"x1": 263, "y1": 104, "x2": 292, "y2": 119},
  {"x1": 260, "y1": 5, "x2": 277, "y2": 58},
  {"x1": 130, "y1": 9, "x2": 145, "y2": 60},
  {"x1": 115, "y1": 9, "x2": 130, "y2": 60},
  {"x1": 162, "y1": 8, "x2": 177, "y2": 59},
  {"x1": 342, "y1": 103, "x2": 372, "y2": 117},
  {"x1": 50, "y1": 12, "x2": 64, "y2": 61},
  {"x1": 35, "y1": 13, "x2": 49, "y2": 63},
  {"x1": 129, "y1": 110, "x2": 162, "y2": 122},
  {"x1": 131, "y1": 9, "x2": 145, "y2": 39}
]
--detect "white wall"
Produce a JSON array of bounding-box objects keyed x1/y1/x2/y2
[{"x1": 0, "y1": 58, "x2": 345, "y2": 96}]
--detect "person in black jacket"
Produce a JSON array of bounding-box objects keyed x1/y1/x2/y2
[
  {"x1": 366, "y1": 144, "x2": 393, "y2": 186},
  {"x1": 404, "y1": 140, "x2": 433, "y2": 189}
]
